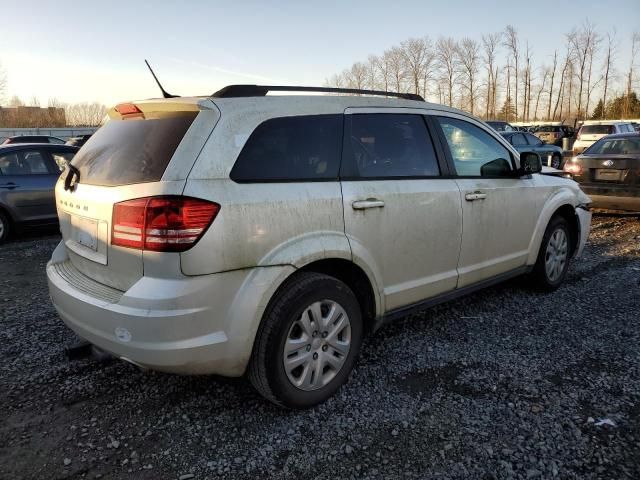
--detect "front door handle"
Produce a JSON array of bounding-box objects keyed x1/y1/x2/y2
[
  {"x1": 352, "y1": 199, "x2": 385, "y2": 210},
  {"x1": 465, "y1": 192, "x2": 487, "y2": 201},
  {"x1": 0, "y1": 182, "x2": 18, "y2": 189}
]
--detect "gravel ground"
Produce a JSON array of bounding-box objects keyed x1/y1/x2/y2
[{"x1": 1, "y1": 215, "x2": 639, "y2": 480}]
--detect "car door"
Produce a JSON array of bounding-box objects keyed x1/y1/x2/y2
[
  {"x1": 0, "y1": 148, "x2": 59, "y2": 223},
  {"x1": 432, "y1": 114, "x2": 539, "y2": 288},
  {"x1": 340, "y1": 109, "x2": 462, "y2": 312}
]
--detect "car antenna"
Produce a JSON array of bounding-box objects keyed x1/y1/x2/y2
[{"x1": 144, "y1": 59, "x2": 177, "y2": 98}]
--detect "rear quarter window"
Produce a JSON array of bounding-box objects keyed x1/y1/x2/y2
[{"x1": 230, "y1": 115, "x2": 343, "y2": 182}]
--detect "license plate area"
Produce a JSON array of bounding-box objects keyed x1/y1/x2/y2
[
  {"x1": 594, "y1": 169, "x2": 623, "y2": 182},
  {"x1": 71, "y1": 216, "x2": 98, "y2": 251}
]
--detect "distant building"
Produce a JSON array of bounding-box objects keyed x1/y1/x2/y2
[{"x1": 0, "y1": 105, "x2": 66, "y2": 128}]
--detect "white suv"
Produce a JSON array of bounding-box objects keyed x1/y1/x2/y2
[
  {"x1": 47, "y1": 86, "x2": 591, "y2": 408},
  {"x1": 573, "y1": 121, "x2": 636, "y2": 155}
]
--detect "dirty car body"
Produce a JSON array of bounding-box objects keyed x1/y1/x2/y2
[{"x1": 47, "y1": 88, "x2": 592, "y2": 407}]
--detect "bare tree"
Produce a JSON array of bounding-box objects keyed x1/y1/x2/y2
[
  {"x1": 349, "y1": 62, "x2": 368, "y2": 90},
  {"x1": 386, "y1": 47, "x2": 407, "y2": 93},
  {"x1": 533, "y1": 67, "x2": 549, "y2": 120},
  {"x1": 568, "y1": 21, "x2": 600, "y2": 119},
  {"x1": 547, "y1": 50, "x2": 558, "y2": 120},
  {"x1": 400, "y1": 37, "x2": 429, "y2": 95},
  {"x1": 65, "y1": 102, "x2": 107, "y2": 126},
  {"x1": 503, "y1": 25, "x2": 520, "y2": 121},
  {"x1": 456, "y1": 38, "x2": 480, "y2": 114},
  {"x1": 482, "y1": 33, "x2": 501, "y2": 119},
  {"x1": 436, "y1": 37, "x2": 458, "y2": 107},
  {"x1": 522, "y1": 41, "x2": 532, "y2": 121},
  {"x1": 28, "y1": 95, "x2": 41, "y2": 107},
  {"x1": 624, "y1": 31, "x2": 640, "y2": 117},
  {"x1": 601, "y1": 31, "x2": 617, "y2": 119},
  {"x1": 379, "y1": 50, "x2": 394, "y2": 92},
  {"x1": 365, "y1": 55, "x2": 380, "y2": 90},
  {"x1": 0, "y1": 61, "x2": 7, "y2": 104}
]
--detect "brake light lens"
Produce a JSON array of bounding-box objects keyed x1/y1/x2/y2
[
  {"x1": 112, "y1": 197, "x2": 220, "y2": 252},
  {"x1": 563, "y1": 162, "x2": 582, "y2": 175},
  {"x1": 115, "y1": 103, "x2": 143, "y2": 116}
]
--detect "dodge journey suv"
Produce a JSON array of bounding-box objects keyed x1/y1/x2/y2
[{"x1": 47, "y1": 85, "x2": 591, "y2": 408}]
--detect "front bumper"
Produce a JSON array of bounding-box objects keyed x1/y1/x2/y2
[
  {"x1": 47, "y1": 241, "x2": 294, "y2": 376},
  {"x1": 575, "y1": 207, "x2": 591, "y2": 258}
]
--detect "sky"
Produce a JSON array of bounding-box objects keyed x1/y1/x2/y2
[{"x1": 1, "y1": 0, "x2": 639, "y2": 106}]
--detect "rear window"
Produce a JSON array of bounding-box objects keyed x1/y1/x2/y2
[
  {"x1": 230, "y1": 115, "x2": 343, "y2": 182},
  {"x1": 70, "y1": 113, "x2": 197, "y2": 186},
  {"x1": 585, "y1": 137, "x2": 640, "y2": 155},
  {"x1": 580, "y1": 125, "x2": 615, "y2": 135},
  {"x1": 537, "y1": 126, "x2": 562, "y2": 133}
]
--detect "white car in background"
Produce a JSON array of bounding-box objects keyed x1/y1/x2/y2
[
  {"x1": 573, "y1": 121, "x2": 636, "y2": 155},
  {"x1": 47, "y1": 85, "x2": 591, "y2": 408}
]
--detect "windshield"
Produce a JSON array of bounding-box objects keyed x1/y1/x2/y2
[
  {"x1": 537, "y1": 126, "x2": 562, "y2": 132},
  {"x1": 585, "y1": 137, "x2": 640, "y2": 155}
]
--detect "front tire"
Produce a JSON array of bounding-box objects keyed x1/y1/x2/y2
[
  {"x1": 530, "y1": 216, "x2": 571, "y2": 291},
  {"x1": 248, "y1": 272, "x2": 363, "y2": 409},
  {"x1": 551, "y1": 153, "x2": 562, "y2": 169}
]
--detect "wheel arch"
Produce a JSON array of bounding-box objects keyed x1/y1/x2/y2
[{"x1": 527, "y1": 191, "x2": 580, "y2": 264}]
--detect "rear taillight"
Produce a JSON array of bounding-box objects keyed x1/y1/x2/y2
[
  {"x1": 112, "y1": 196, "x2": 220, "y2": 252},
  {"x1": 564, "y1": 162, "x2": 582, "y2": 175}
]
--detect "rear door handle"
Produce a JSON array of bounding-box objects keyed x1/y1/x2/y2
[
  {"x1": 352, "y1": 199, "x2": 385, "y2": 210},
  {"x1": 0, "y1": 182, "x2": 18, "y2": 189},
  {"x1": 465, "y1": 192, "x2": 487, "y2": 201}
]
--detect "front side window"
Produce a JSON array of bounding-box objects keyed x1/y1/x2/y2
[
  {"x1": 230, "y1": 115, "x2": 343, "y2": 182},
  {"x1": 436, "y1": 117, "x2": 513, "y2": 177},
  {"x1": 0, "y1": 151, "x2": 48, "y2": 175},
  {"x1": 345, "y1": 114, "x2": 439, "y2": 178}
]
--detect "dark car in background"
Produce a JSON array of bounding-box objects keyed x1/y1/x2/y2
[
  {"x1": 564, "y1": 132, "x2": 640, "y2": 211},
  {"x1": 534, "y1": 125, "x2": 574, "y2": 147},
  {"x1": 0, "y1": 143, "x2": 79, "y2": 242},
  {"x1": 501, "y1": 131, "x2": 564, "y2": 169},
  {"x1": 65, "y1": 134, "x2": 93, "y2": 147},
  {"x1": 486, "y1": 120, "x2": 515, "y2": 132},
  {"x1": 2, "y1": 135, "x2": 67, "y2": 145}
]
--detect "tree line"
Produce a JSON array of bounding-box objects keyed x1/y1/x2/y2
[
  {"x1": 0, "y1": 95, "x2": 107, "y2": 128},
  {"x1": 325, "y1": 22, "x2": 640, "y2": 123}
]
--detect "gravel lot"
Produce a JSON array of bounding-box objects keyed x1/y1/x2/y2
[{"x1": 1, "y1": 215, "x2": 639, "y2": 480}]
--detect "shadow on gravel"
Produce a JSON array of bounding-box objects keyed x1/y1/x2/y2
[{"x1": 394, "y1": 363, "x2": 488, "y2": 399}]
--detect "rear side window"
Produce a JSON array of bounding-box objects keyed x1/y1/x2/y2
[
  {"x1": 52, "y1": 151, "x2": 76, "y2": 172},
  {"x1": 344, "y1": 114, "x2": 440, "y2": 178},
  {"x1": 71, "y1": 113, "x2": 197, "y2": 186},
  {"x1": 510, "y1": 134, "x2": 527, "y2": 146},
  {"x1": 230, "y1": 115, "x2": 343, "y2": 182},
  {"x1": 580, "y1": 125, "x2": 615, "y2": 135}
]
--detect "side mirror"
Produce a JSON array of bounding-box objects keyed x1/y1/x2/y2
[{"x1": 519, "y1": 152, "x2": 542, "y2": 175}]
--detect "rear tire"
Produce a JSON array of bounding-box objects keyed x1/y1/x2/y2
[
  {"x1": 0, "y1": 211, "x2": 10, "y2": 243},
  {"x1": 530, "y1": 216, "x2": 571, "y2": 291},
  {"x1": 248, "y1": 272, "x2": 363, "y2": 409}
]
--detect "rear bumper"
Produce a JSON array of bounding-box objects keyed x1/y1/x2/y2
[
  {"x1": 47, "y1": 241, "x2": 294, "y2": 376},
  {"x1": 580, "y1": 185, "x2": 640, "y2": 211}
]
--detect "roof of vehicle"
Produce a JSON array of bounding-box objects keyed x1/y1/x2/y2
[
  {"x1": 120, "y1": 94, "x2": 475, "y2": 122},
  {"x1": 0, "y1": 143, "x2": 79, "y2": 151},
  {"x1": 5, "y1": 134, "x2": 65, "y2": 139},
  {"x1": 595, "y1": 132, "x2": 640, "y2": 139},
  {"x1": 580, "y1": 120, "x2": 633, "y2": 126}
]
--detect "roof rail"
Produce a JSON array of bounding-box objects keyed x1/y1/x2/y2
[{"x1": 211, "y1": 85, "x2": 424, "y2": 102}]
